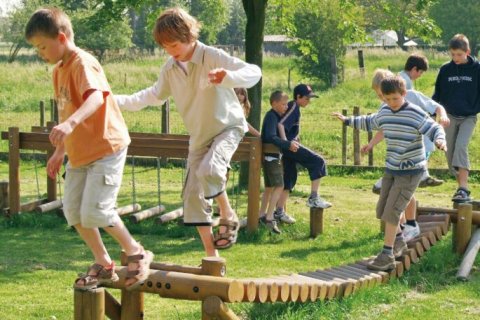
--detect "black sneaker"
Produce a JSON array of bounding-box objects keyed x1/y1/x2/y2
[
  {"x1": 266, "y1": 220, "x2": 281, "y2": 234},
  {"x1": 259, "y1": 214, "x2": 267, "y2": 224},
  {"x1": 452, "y1": 188, "x2": 471, "y2": 202}
]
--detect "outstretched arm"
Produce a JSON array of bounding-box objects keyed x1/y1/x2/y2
[{"x1": 362, "y1": 130, "x2": 384, "y2": 154}]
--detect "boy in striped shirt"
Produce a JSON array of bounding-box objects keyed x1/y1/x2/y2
[{"x1": 333, "y1": 75, "x2": 447, "y2": 271}]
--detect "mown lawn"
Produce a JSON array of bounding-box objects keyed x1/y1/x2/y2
[{"x1": 0, "y1": 162, "x2": 479, "y2": 319}]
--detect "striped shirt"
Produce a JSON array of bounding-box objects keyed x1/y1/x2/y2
[{"x1": 345, "y1": 102, "x2": 446, "y2": 175}]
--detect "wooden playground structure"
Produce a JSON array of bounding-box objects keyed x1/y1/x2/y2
[
  {"x1": 0, "y1": 125, "x2": 326, "y2": 236},
  {"x1": 1, "y1": 126, "x2": 479, "y2": 319}
]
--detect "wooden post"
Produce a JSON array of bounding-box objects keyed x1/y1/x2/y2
[
  {"x1": 357, "y1": 50, "x2": 365, "y2": 78},
  {"x1": 46, "y1": 121, "x2": 57, "y2": 202},
  {"x1": 288, "y1": 67, "x2": 292, "y2": 90},
  {"x1": 161, "y1": 100, "x2": 170, "y2": 134},
  {"x1": 39, "y1": 100, "x2": 45, "y2": 127},
  {"x1": 310, "y1": 207, "x2": 324, "y2": 238},
  {"x1": 120, "y1": 290, "x2": 144, "y2": 320},
  {"x1": 8, "y1": 127, "x2": 20, "y2": 216},
  {"x1": 342, "y1": 109, "x2": 347, "y2": 165},
  {"x1": 0, "y1": 181, "x2": 8, "y2": 213},
  {"x1": 104, "y1": 290, "x2": 121, "y2": 320},
  {"x1": 120, "y1": 254, "x2": 144, "y2": 320},
  {"x1": 50, "y1": 98, "x2": 55, "y2": 122},
  {"x1": 74, "y1": 287, "x2": 105, "y2": 320},
  {"x1": 202, "y1": 296, "x2": 239, "y2": 320},
  {"x1": 367, "y1": 113, "x2": 373, "y2": 166},
  {"x1": 330, "y1": 55, "x2": 338, "y2": 88},
  {"x1": 353, "y1": 106, "x2": 360, "y2": 165},
  {"x1": 247, "y1": 138, "x2": 262, "y2": 232},
  {"x1": 201, "y1": 257, "x2": 227, "y2": 277},
  {"x1": 456, "y1": 228, "x2": 480, "y2": 281},
  {"x1": 456, "y1": 203, "x2": 473, "y2": 255}
]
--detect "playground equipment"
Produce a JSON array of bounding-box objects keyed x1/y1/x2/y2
[
  {"x1": 1, "y1": 127, "x2": 328, "y2": 237},
  {"x1": 417, "y1": 201, "x2": 480, "y2": 281},
  {"x1": 73, "y1": 213, "x2": 450, "y2": 320}
]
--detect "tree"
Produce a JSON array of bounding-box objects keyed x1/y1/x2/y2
[
  {"x1": 217, "y1": 0, "x2": 246, "y2": 46},
  {"x1": 359, "y1": 0, "x2": 440, "y2": 50},
  {"x1": 270, "y1": 0, "x2": 366, "y2": 88},
  {"x1": 430, "y1": 0, "x2": 480, "y2": 55},
  {"x1": 190, "y1": 0, "x2": 229, "y2": 44}
]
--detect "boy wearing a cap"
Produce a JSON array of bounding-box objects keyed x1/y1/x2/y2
[{"x1": 274, "y1": 84, "x2": 331, "y2": 224}]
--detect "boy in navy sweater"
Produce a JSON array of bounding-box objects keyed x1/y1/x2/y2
[
  {"x1": 259, "y1": 90, "x2": 296, "y2": 233},
  {"x1": 334, "y1": 76, "x2": 446, "y2": 270},
  {"x1": 433, "y1": 34, "x2": 480, "y2": 202}
]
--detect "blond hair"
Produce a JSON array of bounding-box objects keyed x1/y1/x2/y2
[
  {"x1": 371, "y1": 69, "x2": 394, "y2": 90},
  {"x1": 153, "y1": 7, "x2": 201, "y2": 46},
  {"x1": 25, "y1": 7, "x2": 73, "y2": 40}
]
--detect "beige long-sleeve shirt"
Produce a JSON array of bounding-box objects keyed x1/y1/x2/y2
[{"x1": 116, "y1": 41, "x2": 262, "y2": 151}]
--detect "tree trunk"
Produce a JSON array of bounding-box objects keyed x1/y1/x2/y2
[
  {"x1": 239, "y1": 0, "x2": 267, "y2": 188},
  {"x1": 8, "y1": 42, "x2": 22, "y2": 63},
  {"x1": 395, "y1": 30, "x2": 407, "y2": 51}
]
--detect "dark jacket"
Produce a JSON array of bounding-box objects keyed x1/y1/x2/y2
[
  {"x1": 261, "y1": 109, "x2": 291, "y2": 156},
  {"x1": 432, "y1": 55, "x2": 480, "y2": 116}
]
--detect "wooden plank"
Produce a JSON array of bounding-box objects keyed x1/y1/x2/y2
[
  {"x1": 8, "y1": 127, "x2": 20, "y2": 216},
  {"x1": 457, "y1": 228, "x2": 480, "y2": 281},
  {"x1": 246, "y1": 139, "x2": 261, "y2": 232}
]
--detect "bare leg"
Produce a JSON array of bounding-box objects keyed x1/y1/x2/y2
[
  {"x1": 197, "y1": 226, "x2": 218, "y2": 257},
  {"x1": 259, "y1": 188, "x2": 272, "y2": 217},
  {"x1": 74, "y1": 224, "x2": 112, "y2": 266},
  {"x1": 311, "y1": 178, "x2": 320, "y2": 194},
  {"x1": 267, "y1": 187, "x2": 283, "y2": 220},
  {"x1": 214, "y1": 191, "x2": 238, "y2": 247},
  {"x1": 384, "y1": 221, "x2": 398, "y2": 247},
  {"x1": 276, "y1": 189, "x2": 289, "y2": 211},
  {"x1": 103, "y1": 220, "x2": 143, "y2": 256},
  {"x1": 457, "y1": 168, "x2": 469, "y2": 190},
  {"x1": 405, "y1": 196, "x2": 417, "y2": 221}
]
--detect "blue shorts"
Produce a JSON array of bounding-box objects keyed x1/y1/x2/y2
[{"x1": 282, "y1": 145, "x2": 327, "y2": 191}]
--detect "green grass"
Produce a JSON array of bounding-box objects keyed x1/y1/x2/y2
[
  {"x1": 4, "y1": 48, "x2": 480, "y2": 170},
  {"x1": 1, "y1": 49, "x2": 480, "y2": 319},
  {"x1": 1, "y1": 162, "x2": 479, "y2": 319}
]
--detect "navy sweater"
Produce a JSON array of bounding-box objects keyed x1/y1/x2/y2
[
  {"x1": 432, "y1": 56, "x2": 480, "y2": 117},
  {"x1": 261, "y1": 109, "x2": 291, "y2": 156}
]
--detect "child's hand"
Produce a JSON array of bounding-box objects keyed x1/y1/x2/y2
[
  {"x1": 438, "y1": 114, "x2": 450, "y2": 127},
  {"x1": 208, "y1": 68, "x2": 227, "y2": 84},
  {"x1": 289, "y1": 140, "x2": 300, "y2": 152},
  {"x1": 49, "y1": 122, "x2": 74, "y2": 146},
  {"x1": 435, "y1": 139, "x2": 447, "y2": 152},
  {"x1": 332, "y1": 112, "x2": 346, "y2": 122},
  {"x1": 361, "y1": 143, "x2": 372, "y2": 154},
  {"x1": 46, "y1": 150, "x2": 64, "y2": 179}
]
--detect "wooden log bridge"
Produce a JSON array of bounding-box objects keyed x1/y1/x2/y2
[
  {"x1": 1, "y1": 128, "x2": 280, "y2": 231},
  {"x1": 74, "y1": 214, "x2": 449, "y2": 319}
]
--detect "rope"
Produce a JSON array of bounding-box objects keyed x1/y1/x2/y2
[
  {"x1": 156, "y1": 157, "x2": 161, "y2": 206},
  {"x1": 131, "y1": 156, "x2": 137, "y2": 207},
  {"x1": 32, "y1": 150, "x2": 41, "y2": 199}
]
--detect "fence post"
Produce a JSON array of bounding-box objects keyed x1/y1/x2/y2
[
  {"x1": 342, "y1": 109, "x2": 347, "y2": 165},
  {"x1": 0, "y1": 181, "x2": 8, "y2": 214},
  {"x1": 46, "y1": 121, "x2": 57, "y2": 202},
  {"x1": 357, "y1": 50, "x2": 365, "y2": 78},
  {"x1": 367, "y1": 113, "x2": 373, "y2": 166},
  {"x1": 39, "y1": 100, "x2": 45, "y2": 127},
  {"x1": 161, "y1": 100, "x2": 170, "y2": 134},
  {"x1": 353, "y1": 106, "x2": 360, "y2": 165},
  {"x1": 8, "y1": 127, "x2": 20, "y2": 216}
]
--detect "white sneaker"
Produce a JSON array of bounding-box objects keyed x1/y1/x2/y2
[
  {"x1": 403, "y1": 224, "x2": 420, "y2": 242},
  {"x1": 274, "y1": 211, "x2": 296, "y2": 224},
  {"x1": 306, "y1": 196, "x2": 332, "y2": 209}
]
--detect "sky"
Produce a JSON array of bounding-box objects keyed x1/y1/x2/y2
[{"x1": 0, "y1": 0, "x2": 22, "y2": 17}]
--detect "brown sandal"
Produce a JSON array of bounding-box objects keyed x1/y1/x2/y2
[
  {"x1": 125, "y1": 249, "x2": 154, "y2": 291},
  {"x1": 214, "y1": 218, "x2": 239, "y2": 250},
  {"x1": 74, "y1": 262, "x2": 119, "y2": 290}
]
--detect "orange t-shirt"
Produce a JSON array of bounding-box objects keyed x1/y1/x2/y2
[{"x1": 53, "y1": 48, "x2": 130, "y2": 167}]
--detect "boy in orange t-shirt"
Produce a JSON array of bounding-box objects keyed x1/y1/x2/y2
[{"x1": 25, "y1": 7, "x2": 153, "y2": 290}]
